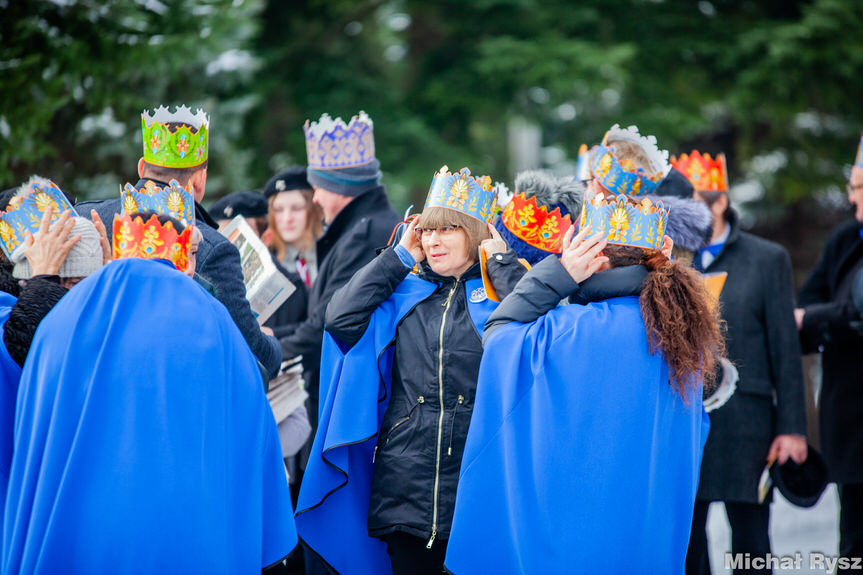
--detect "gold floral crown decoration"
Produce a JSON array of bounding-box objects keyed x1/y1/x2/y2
[
  {"x1": 670, "y1": 150, "x2": 728, "y2": 192},
  {"x1": 501, "y1": 193, "x2": 571, "y2": 253},
  {"x1": 424, "y1": 165, "x2": 498, "y2": 224}
]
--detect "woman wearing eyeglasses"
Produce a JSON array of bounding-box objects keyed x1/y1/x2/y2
[{"x1": 295, "y1": 166, "x2": 525, "y2": 575}]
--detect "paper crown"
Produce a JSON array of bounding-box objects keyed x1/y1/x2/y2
[
  {"x1": 591, "y1": 125, "x2": 670, "y2": 197},
  {"x1": 855, "y1": 134, "x2": 863, "y2": 168},
  {"x1": 501, "y1": 193, "x2": 572, "y2": 253},
  {"x1": 121, "y1": 179, "x2": 195, "y2": 227},
  {"x1": 141, "y1": 106, "x2": 209, "y2": 169},
  {"x1": 575, "y1": 144, "x2": 593, "y2": 181},
  {"x1": 671, "y1": 150, "x2": 728, "y2": 192},
  {"x1": 304, "y1": 111, "x2": 375, "y2": 170},
  {"x1": 112, "y1": 212, "x2": 192, "y2": 271},
  {"x1": 0, "y1": 179, "x2": 77, "y2": 257},
  {"x1": 424, "y1": 166, "x2": 498, "y2": 224},
  {"x1": 579, "y1": 192, "x2": 668, "y2": 251}
]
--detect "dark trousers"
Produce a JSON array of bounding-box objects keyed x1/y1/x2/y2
[
  {"x1": 686, "y1": 500, "x2": 772, "y2": 575},
  {"x1": 839, "y1": 483, "x2": 863, "y2": 574},
  {"x1": 385, "y1": 532, "x2": 448, "y2": 575}
]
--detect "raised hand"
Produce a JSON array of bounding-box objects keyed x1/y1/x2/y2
[{"x1": 559, "y1": 224, "x2": 608, "y2": 284}]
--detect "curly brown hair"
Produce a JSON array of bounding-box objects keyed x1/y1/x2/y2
[{"x1": 604, "y1": 244, "x2": 725, "y2": 399}]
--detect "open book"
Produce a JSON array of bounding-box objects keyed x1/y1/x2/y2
[{"x1": 221, "y1": 215, "x2": 296, "y2": 325}]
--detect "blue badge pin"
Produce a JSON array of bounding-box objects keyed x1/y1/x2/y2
[{"x1": 469, "y1": 287, "x2": 487, "y2": 303}]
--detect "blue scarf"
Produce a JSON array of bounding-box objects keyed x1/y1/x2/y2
[
  {"x1": 296, "y1": 274, "x2": 496, "y2": 574},
  {"x1": 2, "y1": 259, "x2": 296, "y2": 574},
  {"x1": 445, "y1": 297, "x2": 710, "y2": 574}
]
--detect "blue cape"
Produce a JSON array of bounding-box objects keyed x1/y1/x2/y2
[
  {"x1": 1, "y1": 258, "x2": 296, "y2": 574},
  {"x1": 0, "y1": 292, "x2": 22, "y2": 521},
  {"x1": 445, "y1": 296, "x2": 710, "y2": 575},
  {"x1": 296, "y1": 275, "x2": 495, "y2": 575}
]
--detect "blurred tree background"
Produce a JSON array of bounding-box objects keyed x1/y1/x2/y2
[{"x1": 2, "y1": 0, "x2": 863, "y2": 280}]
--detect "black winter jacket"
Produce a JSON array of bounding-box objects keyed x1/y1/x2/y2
[
  {"x1": 325, "y1": 245, "x2": 526, "y2": 543},
  {"x1": 3, "y1": 275, "x2": 68, "y2": 366},
  {"x1": 798, "y1": 219, "x2": 863, "y2": 483},
  {"x1": 696, "y1": 210, "x2": 807, "y2": 503}
]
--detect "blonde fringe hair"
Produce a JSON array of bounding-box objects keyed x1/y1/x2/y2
[{"x1": 416, "y1": 207, "x2": 490, "y2": 263}]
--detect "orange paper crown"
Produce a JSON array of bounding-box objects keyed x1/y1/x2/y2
[
  {"x1": 501, "y1": 193, "x2": 572, "y2": 253},
  {"x1": 670, "y1": 150, "x2": 728, "y2": 192},
  {"x1": 112, "y1": 212, "x2": 192, "y2": 271}
]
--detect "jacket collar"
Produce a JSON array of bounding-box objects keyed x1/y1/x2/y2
[
  {"x1": 418, "y1": 260, "x2": 482, "y2": 285},
  {"x1": 133, "y1": 178, "x2": 218, "y2": 229},
  {"x1": 569, "y1": 264, "x2": 647, "y2": 305},
  {"x1": 318, "y1": 185, "x2": 389, "y2": 243}
]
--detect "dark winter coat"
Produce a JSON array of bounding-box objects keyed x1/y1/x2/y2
[
  {"x1": 3, "y1": 275, "x2": 68, "y2": 367},
  {"x1": 798, "y1": 219, "x2": 863, "y2": 483},
  {"x1": 697, "y1": 210, "x2": 807, "y2": 503},
  {"x1": 76, "y1": 184, "x2": 282, "y2": 377},
  {"x1": 278, "y1": 186, "x2": 399, "y2": 407},
  {"x1": 325, "y1": 244, "x2": 526, "y2": 542},
  {"x1": 263, "y1": 259, "x2": 308, "y2": 340}
]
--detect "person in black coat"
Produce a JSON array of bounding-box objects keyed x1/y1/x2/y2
[
  {"x1": 684, "y1": 186, "x2": 808, "y2": 574},
  {"x1": 322, "y1": 169, "x2": 525, "y2": 575},
  {"x1": 796, "y1": 146, "x2": 863, "y2": 565}
]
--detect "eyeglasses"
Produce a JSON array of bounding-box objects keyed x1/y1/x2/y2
[
  {"x1": 414, "y1": 225, "x2": 461, "y2": 239},
  {"x1": 847, "y1": 182, "x2": 863, "y2": 194}
]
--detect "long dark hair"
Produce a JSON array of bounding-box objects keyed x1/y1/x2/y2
[{"x1": 605, "y1": 244, "x2": 725, "y2": 398}]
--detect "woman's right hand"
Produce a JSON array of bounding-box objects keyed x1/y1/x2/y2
[
  {"x1": 24, "y1": 205, "x2": 81, "y2": 276},
  {"x1": 398, "y1": 216, "x2": 425, "y2": 263},
  {"x1": 559, "y1": 224, "x2": 608, "y2": 284}
]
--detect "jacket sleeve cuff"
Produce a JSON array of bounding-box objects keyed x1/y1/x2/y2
[{"x1": 393, "y1": 244, "x2": 417, "y2": 268}]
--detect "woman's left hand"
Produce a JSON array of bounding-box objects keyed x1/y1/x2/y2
[
  {"x1": 481, "y1": 223, "x2": 507, "y2": 257},
  {"x1": 559, "y1": 224, "x2": 608, "y2": 284}
]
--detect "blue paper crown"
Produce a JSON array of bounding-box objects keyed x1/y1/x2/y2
[
  {"x1": 304, "y1": 111, "x2": 376, "y2": 170},
  {"x1": 855, "y1": 134, "x2": 863, "y2": 168},
  {"x1": 591, "y1": 143, "x2": 666, "y2": 197},
  {"x1": 0, "y1": 179, "x2": 77, "y2": 257},
  {"x1": 121, "y1": 179, "x2": 195, "y2": 227},
  {"x1": 424, "y1": 166, "x2": 498, "y2": 224},
  {"x1": 579, "y1": 192, "x2": 668, "y2": 251}
]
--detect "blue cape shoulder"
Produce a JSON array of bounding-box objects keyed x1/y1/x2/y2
[
  {"x1": 445, "y1": 297, "x2": 709, "y2": 575},
  {"x1": 296, "y1": 274, "x2": 495, "y2": 574},
  {"x1": 2, "y1": 259, "x2": 296, "y2": 574}
]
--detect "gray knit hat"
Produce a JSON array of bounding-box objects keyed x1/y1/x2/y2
[{"x1": 12, "y1": 217, "x2": 103, "y2": 279}]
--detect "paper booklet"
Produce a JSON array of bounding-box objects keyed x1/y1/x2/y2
[
  {"x1": 267, "y1": 357, "x2": 308, "y2": 424},
  {"x1": 221, "y1": 215, "x2": 296, "y2": 325}
]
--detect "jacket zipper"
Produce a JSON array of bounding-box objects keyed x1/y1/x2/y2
[
  {"x1": 428, "y1": 278, "x2": 459, "y2": 549},
  {"x1": 374, "y1": 396, "x2": 424, "y2": 463}
]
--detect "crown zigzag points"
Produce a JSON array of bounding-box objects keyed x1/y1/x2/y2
[
  {"x1": 424, "y1": 165, "x2": 498, "y2": 224},
  {"x1": 121, "y1": 179, "x2": 195, "y2": 227},
  {"x1": 671, "y1": 150, "x2": 729, "y2": 192},
  {"x1": 603, "y1": 124, "x2": 671, "y2": 178},
  {"x1": 0, "y1": 178, "x2": 76, "y2": 258},
  {"x1": 141, "y1": 105, "x2": 209, "y2": 169},
  {"x1": 304, "y1": 111, "x2": 376, "y2": 170}
]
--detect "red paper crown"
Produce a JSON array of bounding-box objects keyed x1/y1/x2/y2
[
  {"x1": 112, "y1": 213, "x2": 192, "y2": 271},
  {"x1": 501, "y1": 193, "x2": 572, "y2": 253},
  {"x1": 670, "y1": 150, "x2": 728, "y2": 192}
]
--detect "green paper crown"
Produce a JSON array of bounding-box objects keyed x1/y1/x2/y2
[{"x1": 141, "y1": 105, "x2": 209, "y2": 169}]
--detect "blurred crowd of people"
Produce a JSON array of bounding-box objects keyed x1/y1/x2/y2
[{"x1": 0, "y1": 104, "x2": 861, "y2": 575}]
